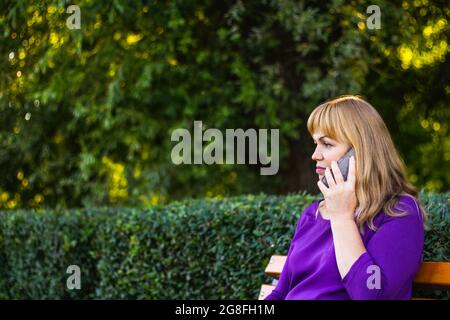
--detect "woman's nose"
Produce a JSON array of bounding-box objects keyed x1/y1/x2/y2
[{"x1": 311, "y1": 146, "x2": 323, "y2": 161}]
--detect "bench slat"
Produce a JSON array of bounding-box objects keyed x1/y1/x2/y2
[
  {"x1": 413, "y1": 262, "x2": 450, "y2": 288},
  {"x1": 258, "y1": 284, "x2": 276, "y2": 300},
  {"x1": 258, "y1": 284, "x2": 435, "y2": 300},
  {"x1": 264, "y1": 255, "x2": 287, "y2": 277},
  {"x1": 264, "y1": 255, "x2": 450, "y2": 288}
]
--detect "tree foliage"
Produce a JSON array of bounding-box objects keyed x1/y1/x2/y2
[{"x1": 0, "y1": 0, "x2": 448, "y2": 209}]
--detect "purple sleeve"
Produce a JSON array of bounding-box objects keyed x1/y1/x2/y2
[
  {"x1": 264, "y1": 204, "x2": 312, "y2": 300},
  {"x1": 342, "y1": 199, "x2": 424, "y2": 300}
]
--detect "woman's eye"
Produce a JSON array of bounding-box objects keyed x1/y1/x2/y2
[{"x1": 313, "y1": 140, "x2": 332, "y2": 148}]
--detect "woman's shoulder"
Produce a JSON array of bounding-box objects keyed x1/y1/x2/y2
[
  {"x1": 299, "y1": 198, "x2": 322, "y2": 220},
  {"x1": 381, "y1": 193, "x2": 424, "y2": 224},
  {"x1": 362, "y1": 194, "x2": 424, "y2": 241},
  {"x1": 292, "y1": 199, "x2": 321, "y2": 232},
  {"x1": 393, "y1": 194, "x2": 422, "y2": 215}
]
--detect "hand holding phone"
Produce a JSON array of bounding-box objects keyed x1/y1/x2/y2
[{"x1": 321, "y1": 148, "x2": 355, "y2": 188}]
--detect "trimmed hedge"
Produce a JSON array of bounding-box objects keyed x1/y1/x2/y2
[{"x1": 0, "y1": 191, "x2": 448, "y2": 299}]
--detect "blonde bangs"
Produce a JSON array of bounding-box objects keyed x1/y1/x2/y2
[{"x1": 307, "y1": 102, "x2": 348, "y2": 144}]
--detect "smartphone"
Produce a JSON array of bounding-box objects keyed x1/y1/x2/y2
[{"x1": 321, "y1": 148, "x2": 355, "y2": 188}]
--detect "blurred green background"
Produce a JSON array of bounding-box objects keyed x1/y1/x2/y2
[{"x1": 0, "y1": 0, "x2": 448, "y2": 210}]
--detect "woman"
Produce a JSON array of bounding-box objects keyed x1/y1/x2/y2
[{"x1": 264, "y1": 95, "x2": 427, "y2": 300}]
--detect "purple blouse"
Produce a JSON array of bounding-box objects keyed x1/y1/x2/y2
[{"x1": 264, "y1": 194, "x2": 424, "y2": 300}]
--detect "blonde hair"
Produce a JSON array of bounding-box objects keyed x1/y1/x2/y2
[{"x1": 307, "y1": 95, "x2": 428, "y2": 233}]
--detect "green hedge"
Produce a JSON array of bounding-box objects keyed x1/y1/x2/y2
[{"x1": 0, "y1": 191, "x2": 448, "y2": 299}]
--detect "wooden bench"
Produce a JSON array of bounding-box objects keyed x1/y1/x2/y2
[{"x1": 259, "y1": 255, "x2": 450, "y2": 300}]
